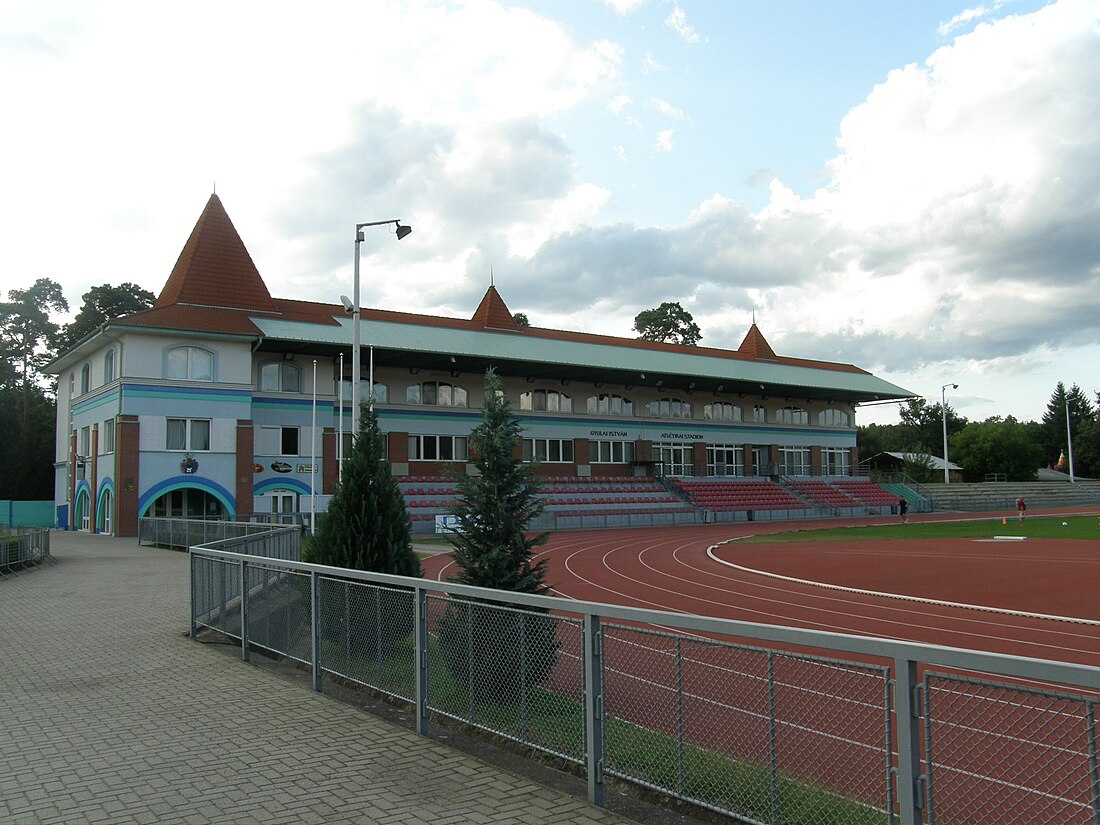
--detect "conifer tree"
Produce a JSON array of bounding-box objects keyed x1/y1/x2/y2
[
  {"x1": 440, "y1": 368, "x2": 557, "y2": 703},
  {"x1": 309, "y1": 405, "x2": 419, "y2": 577}
]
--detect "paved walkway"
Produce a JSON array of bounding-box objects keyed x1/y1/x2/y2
[{"x1": 0, "y1": 531, "x2": 640, "y2": 825}]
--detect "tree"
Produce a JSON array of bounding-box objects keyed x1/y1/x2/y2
[
  {"x1": 898, "y1": 397, "x2": 966, "y2": 456},
  {"x1": 308, "y1": 405, "x2": 420, "y2": 576},
  {"x1": 307, "y1": 406, "x2": 420, "y2": 660},
  {"x1": 633, "y1": 301, "x2": 702, "y2": 346},
  {"x1": 439, "y1": 368, "x2": 557, "y2": 702},
  {"x1": 0, "y1": 278, "x2": 68, "y2": 395},
  {"x1": 512, "y1": 312, "x2": 530, "y2": 327},
  {"x1": 1040, "y1": 382, "x2": 1095, "y2": 468},
  {"x1": 950, "y1": 417, "x2": 1043, "y2": 482},
  {"x1": 58, "y1": 282, "x2": 155, "y2": 351}
]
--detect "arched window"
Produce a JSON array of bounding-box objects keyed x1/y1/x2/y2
[
  {"x1": 753, "y1": 405, "x2": 766, "y2": 423},
  {"x1": 776, "y1": 406, "x2": 808, "y2": 425},
  {"x1": 165, "y1": 346, "x2": 214, "y2": 381},
  {"x1": 818, "y1": 409, "x2": 850, "y2": 427},
  {"x1": 703, "y1": 402, "x2": 742, "y2": 421},
  {"x1": 646, "y1": 398, "x2": 693, "y2": 419},
  {"x1": 520, "y1": 389, "x2": 572, "y2": 412},
  {"x1": 103, "y1": 349, "x2": 116, "y2": 384},
  {"x1": 367, "y1": 382, "x2": 388, "y2": 404},
  {"x1": 406, "y1": 381, "x2": 467, "y2": 407},
  {"x1": 586, "y1": 394, "x2": 633, "y2": 416},
  {"x1": 259, "y1": 361, "x2": 302, "y2": 393},
  {"x1": 80, "y1": 363, "x2": 91, "y2": 395}
]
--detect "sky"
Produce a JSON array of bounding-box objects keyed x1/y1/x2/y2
[{"x1": 3, "y1": 0, "x2": 1098, "y2": 426}]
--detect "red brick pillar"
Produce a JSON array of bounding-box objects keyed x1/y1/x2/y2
[
  {"x1": 235, "y1": 420, "x2": 254, "y2": 521},
  {"x1": 810, "y1": 446, "x2": 822, "y2": 477},
  {"x1": 692, "y1": 441, "x2": 707, "y2": 477},
  {"x1": 322, "y1": 427, "x2": 336, "y2": 493},
  {"x1": 743, "y1": 443, "x2": 755, "y2": 476},
  {"x1": 116, "y1": 415, "x2": 140, "y2": 537}
]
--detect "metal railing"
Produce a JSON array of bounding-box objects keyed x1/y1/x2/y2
[
  {"x1": 139, "y1": 517, "x2": 303, "y2": 557},
  {"x1": 189, "y1": 533, "x2": 1100, "y2": 825},
  {"x1": 0, "y1": 527, "x2": 52, "y2": 575}
]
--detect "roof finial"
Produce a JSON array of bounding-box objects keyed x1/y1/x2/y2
[
  {"x1": 490, "y1": 266, "x2": 494, "y2": 287},
  {"x1": 752, "y1": 307, "x2": 756, "y2": 325}
]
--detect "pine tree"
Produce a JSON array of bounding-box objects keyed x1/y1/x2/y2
[
  {"x1": 439, "y1": 369, "x2": 557, "y2": 703},
  {"x1": 309, "y1": 405, "x2": 420, "y2": 576},
  {"x1": 449, "y1": 369, "x2": 549, "y2": 593},
  {"x1": 308, "y1": 406, "x2": 420, "y2": 661}
]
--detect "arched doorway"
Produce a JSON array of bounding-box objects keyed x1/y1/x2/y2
[
  {"x1": 74, "y1": 488, "x2": 91, "y2": 531},
  {"x1": 97, "y1": 487, "x2": 114, "y2": 535},
  {"x1": 148, "y1": 487, "x2": 226, "y2": 519}
]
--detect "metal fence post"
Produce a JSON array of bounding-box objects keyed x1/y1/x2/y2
[
  {"x1": 189, "y1": 552, "x2": 197, "y2": 639},
  {"x1": 240, "y1": 558, "x2": 250, "y2": 662},
  {"x1": 676, "y1": 637, "x2": 685, "y2": 794},
  {"x1": 768, "y1": 651, "x2": 779, "y2": 824},
  {"x1": 414, "y1": 587, "x2": 430, "y2": 736},
  {"x1": 584, "y1": 613, "x2": 605, "y2": 808},
  {"x1": 311, "y1": 570, "x2": 322, "y2": 692},
  {"x1": 1087, "y1": 700, "x2": 1099, "y2": 825},
  {"x1": 894, "y1": 657, "x2": 924, "y2": 825}
]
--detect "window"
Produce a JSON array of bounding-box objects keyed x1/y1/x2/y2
[
  {"x1": 586, "y1": 394, "x2": 633, "y2": 416},
  {"x1": 707, "y1": 445, "x2": 743, "y2": 476},
  {"x1": 408, "y1": 435, "x2": 468, "y2": 461},
  {"x1": 406, "y1": 381, "x2": 467, "y2": 407},
  {"x1": 520, "y1": 389, "x2": 572, "y2": 412},
  {"x1": 523, "y1": 438, "x2": 575, "y2": 463},
  {"x1": 257, "y1": 426, "x2": 300, "y2": 456},
  {"x1": 166, "y1": 346, "x2": 214, "y2": 381},
  {"x1": 779, "y1": 447, "x2": 810, "y2": 475},
  {"x1": 80, "y1": 363, "x2": 91, "y2": 394},
  {"x1": 103, "y1": 350, "x2": 116, "y2": 384},
  {"x1": 259, "y1": 362, "x2": 302, "y2": 393},
  {"x1": 646, "y1": 398, "x2": 693, "y2": 419},
  {"x1": 588, "y1": 440, "x2": 634, "y2": 464},
  {"x1": 776, "y1": 406, "x2": 808, "y2": 425},
  {"x1": 167, "y1": 418, "x2": 211, "y2": 451},
  {"x1": 102, "y1": 418, "x2": 116, "y2": 454},
  {"x1": 818, "y1": 409, "x2": 850, "y2": 427},
  {"x1": 753, "y1": 405, "x2": 766, "y2": 423},
  {"x1": 79, "y1": 426, "x2": 90, "y2": 458},
  {"x1": 704, "y1": 402, "x2": 742, "y2": 422},
  {"x1": 822, "y1": 447, "x2": 850, "y2": 476}
]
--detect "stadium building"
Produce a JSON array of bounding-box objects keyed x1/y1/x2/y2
[{"x1": 49, "y1": 194, "x2": 915, "y2": 536}]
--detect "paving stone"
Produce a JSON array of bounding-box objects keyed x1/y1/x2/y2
[{"x1": 0, "y1": 531, "x2": 640, "y2": 825}]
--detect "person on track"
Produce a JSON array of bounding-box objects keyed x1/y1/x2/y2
[
  {"x1": 898, "y1": 497, "x2": 909, "y2": 524},
  {"x1": 1016, "y1": 495, "x2": 1026, "y2": 523}
]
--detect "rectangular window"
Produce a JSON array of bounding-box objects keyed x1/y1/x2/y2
[
  {"x1": 166, "y1": 349, "x2": 189, "y2": 380},
  {"x1": 167, "y1": 418, "x2": 211, "y2": 451},
  {"x1": 102, "y1": 418, "x2": 116, "y2": 454},
  {"x1": 588, "y1": 440, "x2": 634, "y2": 464},
  {"x1": 281, "y1": 427, "x2": 299, "y2": 456},
  {"x1": 257, "y1": 426, "x2": 299, "y2": 456},
  {"x1": 79, "y1": 426, "x2": 91, "y2": 457},
  {"x1": 707, "y1": 445, "x2": 743, "y2": 476},
  {"x1": 522, "y1": 438, "x2": 575, "y2": 463},
  {"x1": 408, "y1": 435, "x2": 468, "y2": 462}
]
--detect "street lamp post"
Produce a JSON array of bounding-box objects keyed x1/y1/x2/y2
[
  {"x1": 1066, "y1": 397, "x2": 1076, "y2": 484},
  {"x1": 347, "y1": 219, "x2": 412, "y2": 441},
  {"x1": 942, "y1": 383, "x2": 958, "y2": 484}
]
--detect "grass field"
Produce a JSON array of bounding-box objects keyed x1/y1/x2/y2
[{"x1": 741, "y1": 514, "x2": 1100, "y2": 543}]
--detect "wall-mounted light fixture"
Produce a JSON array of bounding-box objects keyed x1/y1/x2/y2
[
  {"x1": 561, "y1": 379, "x2": 570, "y2": 386},
  {"x1": 409, "y1": 367, "x2": 420, "y2": 375},
  {"x1": 525, "y1": 376, "x2": 536, "y2": 384}
]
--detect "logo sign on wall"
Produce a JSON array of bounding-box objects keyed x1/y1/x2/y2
[
  {"x1": 180, "y1": 454, "x2": 199, "y2": 474},
  {"x1": 435, "y1": 514, "x2": 461, "y2": 534},
  {"x1": 270, "y1": 461, "x2": 293, "y2": 473}
]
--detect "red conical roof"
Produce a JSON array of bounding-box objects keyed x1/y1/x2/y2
[
  {"x1": 737, "y1": 324, "x2": 777, "y2": 359},
  {"x1": 154, "y1": 193, "x2": 276, "y2": 313},
  {"x1": 470, "y1": 285, "x2": 520, "y2": 330}
]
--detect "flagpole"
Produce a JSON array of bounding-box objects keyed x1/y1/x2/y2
[{"x1": 310, "y1": 359, "x2": 317, "y2": 535}]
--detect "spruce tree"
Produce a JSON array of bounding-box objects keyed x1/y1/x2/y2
[
  {"x1": 308, "y1": 406, "x2": 420, "y2": 662},
  {"x1": 449, "y1": 368, "x2": 549, "y2": 592},
  {"x1": 309, "y1": 405, "x2": 420, "y2": 577},
  {"x1": 440, "y1": 368, "x2": 557, "y2": 704}
]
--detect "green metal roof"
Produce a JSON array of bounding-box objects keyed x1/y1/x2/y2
[{"x1": 254, "y1": 316, "x2": 915, "y2": 404}]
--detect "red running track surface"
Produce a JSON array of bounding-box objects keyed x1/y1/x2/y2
[{"x1": 421, "y1": 509, "x2": 1100, "y2": 669}]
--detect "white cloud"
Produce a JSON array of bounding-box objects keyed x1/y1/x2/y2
[
  {"x1": 938, "y1": 1, "x2": 1004, "y2": 36},
  {"x1": 655, "y1": 129, "x2": 675, "y2": 152},
  {"x1": 603, "y1": 0, "x2": 647, "y2": 14},
  {"x1": 644, "y1": 51, "x2": 667, "y2": 72},
  {"x1": 665, "y1": 7, "x2": 701, "y2": 44},
  {"x1": 648, "y1": 97, "x2": 687, "y2": 120},
  {"x1": 607, "y1": 94, "x2": 632, "y2": 114}
]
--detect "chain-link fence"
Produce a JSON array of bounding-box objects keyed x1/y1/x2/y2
[
  {"x1": 140, "y1": 517, "x2": 301, "y2": 558},
  {"x1": 189, "y1": 535, "x2": 1100, "y2": 825},
  {"x1": 924, "y1": 672, "x2": 1100, "y2": 824}
]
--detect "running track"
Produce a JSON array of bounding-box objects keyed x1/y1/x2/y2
[{"x1": 421, "y1": 509, "x2": 1100, "y2": 670}]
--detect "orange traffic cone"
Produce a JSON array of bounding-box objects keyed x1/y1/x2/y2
[{"x1": 1002, "y1": 516, "x2": 1007, "y2": 525}]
